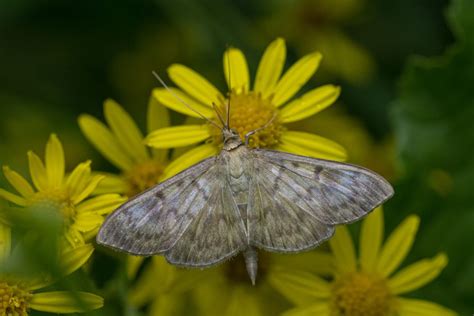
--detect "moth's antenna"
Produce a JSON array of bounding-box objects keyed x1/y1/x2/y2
[
  {"x1": 152, "y1": 71, "x2": 221, "y2": 129},
  {"x1": 225, "y1": 48, "x2": 232, "y2": 130},
  {"x1": 212, "y1": 102, "x2": 226, "y2": 128}
]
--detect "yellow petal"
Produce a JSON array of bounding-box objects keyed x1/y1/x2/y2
[
  {"x1": 45, "y1": 134, "x2": 65, "y2": 188},
  {"x1": 149, "y1": 294, "x2": 183, "y2": 316},
  {"x1": 92, "y1": 172, "x2": 128, "y2": 195},
  {"x1": 145, "y1": 125, "x2": 211, "y2": 148},
  {"x1": 59, "y1": 243, "x2": 94, "y2": 276},
  {"x1": 280, "y1": 85, "x2": 340, "y2": 123},
  {"x1": 225, "y1": 286, "x2": 261, "y2": 316},
  {"x1": 169, "y1": 116, "x2": 205, "y2": 160},
  {"x1": 360, "y1": 206, "x2": 384, "y2": 272},
  {"x1": 267, "y1": 268, "x2": 330, "y2": 306},
  {"x1": 329, "y1": 226, "x2": 357, "y2": 274},
  {"x1": 271, "y1": 251, "x2": 335, "y2": 276},
  {"x1": 376, "y1": 215, "x2": 420, "y2": 277},
  {"x1": 278, "y1": 131, "x2": 347, "y2": 161},
  {"x1": 153, "y1": 87, "x2": 215, "y2": 119},
  {"x1": 129, "y1": 258, "x2": 171, "y2": 307},
  {"x1": 2, "y1": 166, "x2": 34, "y2": 197},
  {"x1": 272, "y1": 52, "x2": 322, "y2": 107},
  {"x1": 254, "y1": 38, "x2": 286, "y2": 98},
  {"x1": 104, "y1": 99, "x2": 149, "y2": 163},
  {"x1": 76, "y1": 193, "x2": 125, "y2": 215},
  {"x1": 127, "y1": 255, "x2": 145, "y2": 279},
  {"x1": 147, "y1": 94, "x2": 170, "y2": 162},
  {"x1": 28, "y1": 151, "x2": 48, "y2": 191},
  {"x1": 388, "y1": 253, "x2": 448, "y2": 294},
  {"x1": 74, "y1": 213, "x2": 104, "y2": 232},
  {"x1": 30, "y1": 291, "x2": 103, "y2": 313},
  {"x1": 0, "y1": 188, "x2": 27, "y2": 206},
  {"x1": 26, "y1": 276, "x2": 55, "y2": 291},
  {"x1": 224, "y1": 48, "x2": 250, "y2": 94},
  {"x1": 161, "y1": 144, "x2": 218, "y2": 180},
  {"x1": 168, "y1": 64, "x2": 223, "y2": 106},
  {"x1": 282, "y1": 302, "x2": 330, "y2": 316},
  {"x1": 65, "y1": 227, "x2": 85, "y2": 246},
  {"x1": 66, "y1": 161, "x2": 92, "y2": 200},
  {"x1": 72, "y1": 175, "x2": 105, "y2": 205},
  {"x1": 397, "y1": 298, "x2": 458, "y2": 316},
  {"x1": 0, "y1": 222, "x2": 11, "y2": 262},
  {"x1": 78, "y1": 114, "x2": 133, "y2": 171}
]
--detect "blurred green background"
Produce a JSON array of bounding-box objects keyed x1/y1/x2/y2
[{"x1": 1, "y1": 0, "x2": 473, "y2": 315}]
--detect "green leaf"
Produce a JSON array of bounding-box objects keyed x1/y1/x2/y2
[{"x1": 391, "y1": 0, "x2": 474, "y2": 314}]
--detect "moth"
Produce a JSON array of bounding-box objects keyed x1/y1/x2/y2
[{"x1": 97, "y1": 73, "x2": 394, "y2": 284}]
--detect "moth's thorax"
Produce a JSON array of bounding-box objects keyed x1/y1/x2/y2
[
  {"x1": 221, "y1": 145, "x2": 250, "y2": 178},
  {"x1": 222, "y1": 128, "x2": 243, "y2": 151},
  {"x1": 220, "y1": 145, "x2": 252, "y2": 222}
]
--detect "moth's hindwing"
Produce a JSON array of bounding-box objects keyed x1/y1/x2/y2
[{"x1": 247, "y1": 149, "x2": 394, "y2": 252}]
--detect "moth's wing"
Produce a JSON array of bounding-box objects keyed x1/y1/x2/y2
[
  {"x1": 248, "y1": 155, "x2": 335, "y2": 252},
  {"x1": 97, "y1": 155, "x2": 247, "y2": 266},
  {"x1": 165, "y1": 175, "x2": 247, "y2": 267},
  {"x1": 97, "y1": 156, "x2": 231, "y2": 256},
  {"x1": 252, "y1": 149, "x2": 394, "y2": 227}
]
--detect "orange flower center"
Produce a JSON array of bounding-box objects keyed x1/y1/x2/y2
[
  {"x1": 211, "y1": 92, "x2": 285, "y2": 148},
  {"x1": 124, "y1": 160, "x2": 165, "y2": 197},
  {"x1": 330, "y1": 272, "x2": 393, "y2": 316},
  {"x1": 0, "y1": 281, "x2": 31, "y2": 316}
]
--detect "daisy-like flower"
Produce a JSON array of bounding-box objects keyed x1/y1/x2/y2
[
  {"x1": 269, "y1": 208, "x2": 457, "y2": 316},
  {"x1": 145, "y1": 38, "x2": 346, "y2": 174},
  {"x1": 0, "y1": 134, "x2": 125, "y2": 248},
  {"x1": 78, "y1": 95, "x2": 174, "y2": 196},
  {"x1": 0, "y1": 222, "x2": 103, "y2": 315}
]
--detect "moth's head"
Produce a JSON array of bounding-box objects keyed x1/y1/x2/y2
[{"x1": 222, "y1": 128, "x2": 242, "y2": 150}]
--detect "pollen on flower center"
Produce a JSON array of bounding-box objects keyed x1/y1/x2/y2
[
  {"x1": 0, "y1": 281, "x2": 32, "y2": 316},
  {"x1": 124, "y1": 160, "x2": 165, "y2": 197},
  {"x1": 211, "y1": 92, "x2": 285, "y2": 148},
  {"x1": 330, "y1": 272, "x2": 393, "y2": 316}
]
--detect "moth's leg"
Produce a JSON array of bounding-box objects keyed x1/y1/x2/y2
[{"x1": 244, "y1": 113, "x2": 278, "y2": 146}]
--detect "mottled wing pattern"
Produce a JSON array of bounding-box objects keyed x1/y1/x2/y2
[
  {"x1": 248, "y1": 149, "x2": 393, "y2": 252},
  {"x1": 97, "y1": 156, "x2": 246, "y2": 264},
  {"x1": 248, "y1": 157, "x2": 335, "y2": 252},
  {"x1": 165, "y1": 178, "x2": 247, "y2": 267}
]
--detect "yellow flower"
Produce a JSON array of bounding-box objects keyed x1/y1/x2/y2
[
  {"x1": 134, "y1": 252, "x2": 333, "y2": 316},
  {"x1": 0, "y1": 222, "x2": 103, "y2": 315},
  {"x1": 78, "y1": 94, "x2": 174, "y2": 196},
  {"x1": 145, "y1": 38, "x2": 346, "y2": 174},
  {"x1": 0, "y1": 134, "x2": 125, "y2": 248},
  {"x1": 269, "y1": 208, "x2": 457, "y2": 316}
]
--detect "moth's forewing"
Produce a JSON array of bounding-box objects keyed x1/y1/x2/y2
[
  {"x1": 245, "y1": 149, "x2": 393, "y2": 252},
  {"x1": 97, "y1": 157, "x2": 217, "y2": 255},
  {"x1": 97, "y1": 153, "x2": 247, "y2": 268}
]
